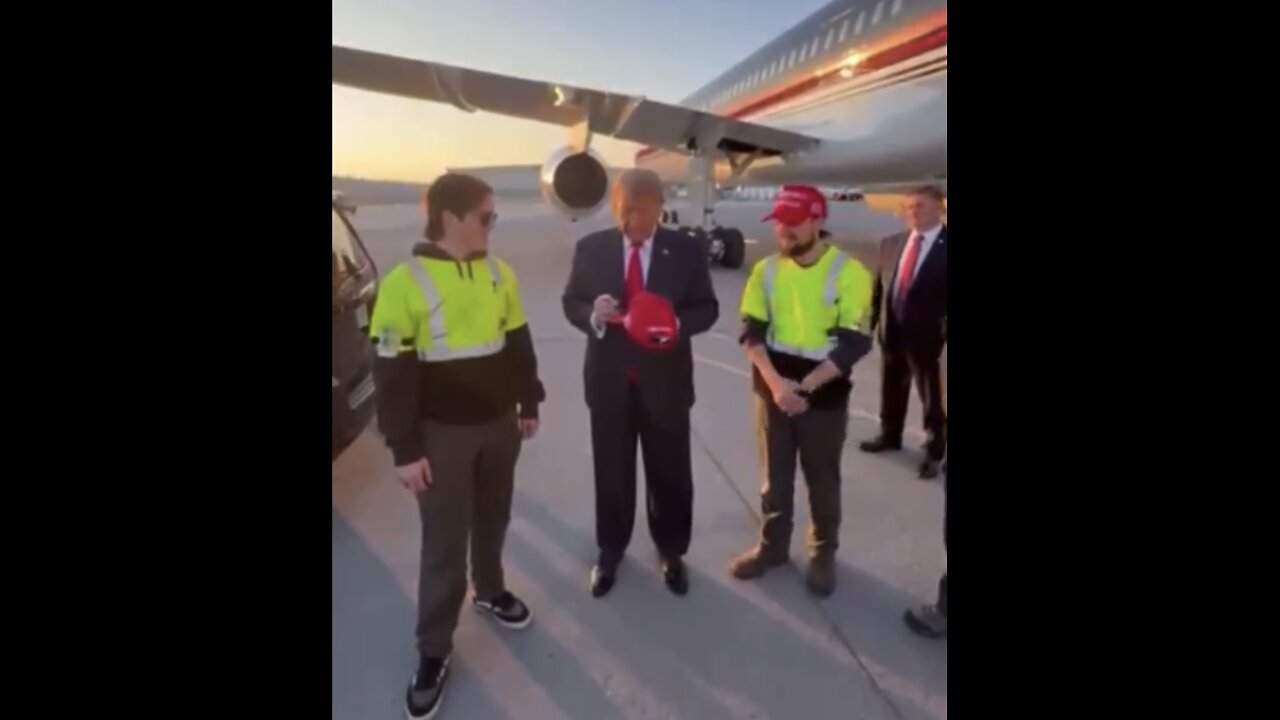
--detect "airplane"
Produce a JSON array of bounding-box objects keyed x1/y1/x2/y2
[{"x1": 332, "y1": 0, "x2": 946, "y2": 268}]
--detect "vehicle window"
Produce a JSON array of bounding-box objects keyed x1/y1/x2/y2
[{"x1": 332, "y1": 208, "x2": 371, "y2": 289}]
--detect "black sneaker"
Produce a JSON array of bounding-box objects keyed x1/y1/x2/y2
[
  {"x1": 472, "y1": 590, "x2": 532, "y2": 630},
  {"x1": 903, "y1": 604, "x2": 947, "y2": 639},
  {"x1": 405, "y1": 655, "x2": 449, "y2": 720}
]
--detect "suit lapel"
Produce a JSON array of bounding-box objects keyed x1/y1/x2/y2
[
  {"x1": 886, "y1": 232, "x2": 909, "y2": 299},
  {"x1": 605, "y1": 228, "x2": 626, "y2": 300},
  {"x1": 646, "y1": 232, "x2": 668, "y2": 293},
  {"x1": 912, "y1": 226, "x2": 947, "y2": 290},
  {"x1": 888, "y1": 226, "x2": 945, "y2": 309}
]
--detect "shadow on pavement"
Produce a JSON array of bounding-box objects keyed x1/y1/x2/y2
[
  {"x1": 332, "y1": 509, "x2": 510, "y2": 720},
  {"x1": 753, "y1": 556, "x2": 947, "y2": 720},
  {"x1": 507, "y1": 489, "x2": 902, "y2": 720},
  {"x1": 475, "y1": 580, "x2": 633, "y2": 720}
]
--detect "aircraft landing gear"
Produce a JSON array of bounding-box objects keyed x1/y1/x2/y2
[
  {"x1": 661, "y1": 154, "x2": 747, "y2": 269},
  {"x1": 673, "y1": 225, "x2": 745, "y2": 270}
]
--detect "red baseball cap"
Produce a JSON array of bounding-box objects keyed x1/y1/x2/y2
[
  {"x1": 762, "y1": 185, "x2": 828, "y2": 226},
  {"x1": 607, "y1": 291, "x2": 679, "y2": 351}
]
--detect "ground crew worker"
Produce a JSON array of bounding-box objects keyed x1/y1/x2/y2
[
  {"x1": 728, "y1": 184, "x2": 874, "y2": 597},
  {"x1": 368, "y1": 173, "x2": 545, "y2": 720}
]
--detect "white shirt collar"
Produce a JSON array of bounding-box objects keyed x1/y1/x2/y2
[
  {"x1": 913, "y1": 224, "x2": 943, "y2": 245},
  {"x1": 623, "y1": 229, "x2": 654, "y2": 249}
]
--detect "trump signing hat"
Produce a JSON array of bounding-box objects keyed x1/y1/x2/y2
[{"x1": 607, "y1": 291, "x2": 679, "y2": 351}]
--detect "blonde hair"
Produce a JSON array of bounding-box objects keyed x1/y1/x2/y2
[{"x1": 612, "y1": 168, "x2": 665, "y2": 203}]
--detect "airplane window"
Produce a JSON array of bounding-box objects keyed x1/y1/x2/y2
[
  {"x1": 892, "y1": 0, "x2": 904, "y2": 15},
  {"x1": 789, "y1": 49, "x2": 798, "y2": 67},
  {"x1": 839, "y1": 19, "x2": 849, "y2": 42},
  {"x1": 810, "y1": 37, "x2": 820, "y2": 57},
  {"x1": 799, "y1": 44, "x2": 808, "y2": 62},
  {"x1": 825, "y1": 28, "x2": 835, "y2": 50},
  {"x1": 855, "y1": 12, "x2": 865, "y2": 34},
  {"x1": 873, "y1": 1, "x2": 885, "y2": 24}
]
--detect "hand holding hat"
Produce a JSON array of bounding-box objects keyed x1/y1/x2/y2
[{"x1": 606, "y1": 291, "x2": 679, "y2": 351}]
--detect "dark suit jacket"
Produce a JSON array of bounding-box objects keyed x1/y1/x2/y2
[
  {"x1": 870, "y1": 225, "x2": 948, "y2": 356},
  {"x1": 562, "y1": 227, "x2": 719, "y2": 418}
]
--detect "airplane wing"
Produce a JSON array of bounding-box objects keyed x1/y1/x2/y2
[{"x1": 332, "y1": 46, "x2": 820, "y2": 159}]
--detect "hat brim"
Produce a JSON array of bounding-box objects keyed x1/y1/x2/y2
[{"x1": 763, "y1": 207, "x2": 811, "y2": 226}]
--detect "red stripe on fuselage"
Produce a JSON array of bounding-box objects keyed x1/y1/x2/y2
[{"x1": 635, "y1": 8, "x2": 947, "y2": 162}]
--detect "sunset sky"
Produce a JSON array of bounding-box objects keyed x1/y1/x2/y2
[{"x1": 332, "y1": 0, "x2": 832, "y2": 182}]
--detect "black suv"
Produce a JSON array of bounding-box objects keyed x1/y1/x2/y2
[{"x1": 332, "y1": 199, "x2": 378, "y2": 460}]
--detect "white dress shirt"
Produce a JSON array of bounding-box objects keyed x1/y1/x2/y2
[
  {"x1": 590, "y1": 231, "x2": 655, "y2": 337},
  {"x1": 892, "y1": 223, "x2": 942, "y2": 298}
]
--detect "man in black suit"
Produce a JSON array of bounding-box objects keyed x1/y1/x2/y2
[
  {"x1": 860, "y1": 185, "x2": 948, "y2": 478},
  {"x1": 562, "y1": 169, "x2": 719, "y2": 597}
]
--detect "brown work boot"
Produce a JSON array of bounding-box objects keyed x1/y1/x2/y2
[
  {"x1": 805, "y1": 553, "x2": 837, "y2": 597},
  {"x1": 728, "y1": 546, "x2": 787, "y2": 580}
]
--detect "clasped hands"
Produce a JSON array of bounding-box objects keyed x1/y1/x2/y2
[{"x1": 770, "y1": 375, "x2": 818, "y2": 416}]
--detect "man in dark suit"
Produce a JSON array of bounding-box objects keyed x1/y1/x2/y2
[
  {"x1": 561, "y1": 169, "x2": 719, "y2": 597},
  {"x1": 860, "y1": 185, "x2": 948, "y2": 478}
]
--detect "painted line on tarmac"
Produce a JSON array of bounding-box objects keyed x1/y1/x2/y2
[{"x1": 692, "y1": 353, "x2": 927, "y2": 442}]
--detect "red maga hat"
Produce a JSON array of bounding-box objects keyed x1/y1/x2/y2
[
  {"x1": 762, "y1": 184, "x2": 828, "y2": 226},
  {"x1": 607, "y1": 291, "x2": 679, "y2": 351}
]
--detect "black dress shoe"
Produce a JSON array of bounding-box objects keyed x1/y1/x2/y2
[
  {"x1": 918, "y1": 458, "x2": 941, "y2": 479},
  {"x1": 661, "y1": 557, "x2": 689, "y2": 596},
  {"x1": 859, "y1": 435, "x2": 903, "y2": 453},
  {"x1": 589, "y1": 564, "x2": 616, "y2": 598}
]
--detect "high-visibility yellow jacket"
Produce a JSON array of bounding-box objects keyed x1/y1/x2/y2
[
  {"x1": 368, "y1": 242, "x2": 544, "y2": 464},
  {"x1": 739, "y1": 243, "x2": 874, "y2": 407}
]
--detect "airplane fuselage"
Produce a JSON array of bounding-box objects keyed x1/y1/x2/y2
[{"x1": 637, "y1": 0, "x2": 946, "y2": 191}]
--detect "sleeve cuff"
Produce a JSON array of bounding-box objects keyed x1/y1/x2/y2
[
  {"x1": 827, "y1": 330, "x2": 872, "y2": 374},
  {"x1": 389, "y1": 437, "x2": 425, "y2": 467},
  {"x1": 739, "y1": 317, "x2": 769, "y2": 346}
]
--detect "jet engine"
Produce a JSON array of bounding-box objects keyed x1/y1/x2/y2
[{"x1": 539, "y1": 146, "x2": 610, "y2": 220}]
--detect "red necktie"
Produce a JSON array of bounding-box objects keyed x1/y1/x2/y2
[
  {"x1": 625, "y1": 241, "x2": 644, "y2": 300},
  {"x1": 624, "y1": 241, "x2": 644, "y2": 384},
  {"x1": 895, "y1": 232, "x2": 922, "y2": 311}
]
